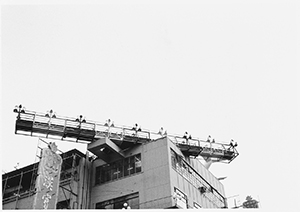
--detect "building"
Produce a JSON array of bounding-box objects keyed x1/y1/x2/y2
[
  {"x1": 2, "y1": 105, "x2": 239, "y2": 209},
  {"x1": 2, "y1": 148, "x2": 89, "y2": 209}
]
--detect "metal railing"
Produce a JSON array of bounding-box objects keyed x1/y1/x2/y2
[{"x1": 13, "y1": 107, "x2": 238, "y2": 162}]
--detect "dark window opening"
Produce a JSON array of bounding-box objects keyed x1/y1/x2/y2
[
  {"x1": 56, "y1": 199, "x2": 70, "y2": 209},
  {"x1": 2, "y1": 169, "x2": 36, "y2": 200},
  {"x1": 95, "y1": 153, "x2": 142, "y2": 185}
]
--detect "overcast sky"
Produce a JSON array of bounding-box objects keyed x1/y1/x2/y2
[{"x1": 1, "y1": 0, "x2": 300, "y2": 210}]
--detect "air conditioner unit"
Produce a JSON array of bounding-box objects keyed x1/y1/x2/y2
[{"x1": 198, "y1": 186, "x2": 207, "y2": 194}]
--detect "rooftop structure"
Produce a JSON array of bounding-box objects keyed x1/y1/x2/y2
[
  {"x1": 2, "y1": 105, "x2": 239, "y2": 209},
  {"x1": 13, "y1": 105, "x2": 239, "y2": 164}
]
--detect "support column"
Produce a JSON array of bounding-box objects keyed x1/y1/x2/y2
[{"x1": 15, "y1": 171, "x2": 23, "y2": 209}]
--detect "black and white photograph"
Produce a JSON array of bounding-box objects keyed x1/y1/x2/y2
[{"x1": 1, "y1": 0, "x2": 299, "y2": 210}]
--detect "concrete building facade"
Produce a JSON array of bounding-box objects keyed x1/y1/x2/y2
[
  {"x1": 2, "y1": 137, "x2": 226, "y2": 209},
  {"x1": 90, "y1": 137, "x2": 226, "y2": 209},
  {"x1": 2, "y1": 149, "x2": 92, "y2": 210}
]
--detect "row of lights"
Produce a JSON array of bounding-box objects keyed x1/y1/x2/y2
[
  {"x1": 13, "y1": 105, "x2": 237, "y2": 147},
  {"x1": 13, "y1": 104, "x2": 25, "y2": 114},
  {"x1": 14, "y1": 105, "x2": 87, "y2": 123}
]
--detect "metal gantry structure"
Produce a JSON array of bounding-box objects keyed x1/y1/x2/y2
[
  {"x1": 13, "y1": 105, "x2": 239, "y2": 164},
  {"x1": 4, "y1": 104, "x2": 239, "y2": 209}
]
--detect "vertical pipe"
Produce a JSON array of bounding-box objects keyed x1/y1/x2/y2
[
  {"x1": 30, "y1": 166, "x2": 36, "y2": 195},
  {"x1": 2, "y1": 176, "x2": 8, "y2": 199},
  {"x1": 76, "y1": 158, "x2": 83, "y2": 209},
  {"x1": 81, "y1": 156, "x2": 86, "y2": 209},
  {"x1": 62, "y1": 119, "x2": 67, "y2": 140},
  {"x1": 224, "y1": 197, "x2": 228, "y2": 208},
  {"x1": 15, "y1": 171, "x2": 23, "y2": 209},
  {"x1": 70, "y1": 153, "x2": 76, "y2": 209},
  {"x1": 85, "y1": 154, "x2": 90, "y2": 209},
  {"x1": 93, "y1": 123, "x2": 96, "y2": 141},
  {"x1": 31, "y1": 114, "x2": 35, "y2": 136},
  {"x1": 46, "y1": 115, "x2": 50, "y2": 138},
  {"x1": 86, "y1": 152, "x2": 92, "y2": 209}
]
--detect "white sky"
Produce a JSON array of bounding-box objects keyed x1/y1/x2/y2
[{"x1": 1, "y1": 0, "x2": 300, "y2": 210}]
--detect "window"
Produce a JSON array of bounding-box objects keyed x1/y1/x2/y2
[
  {"x1": 171, "y1": 150, "x2": 176, "y2": 168},
  {"x1": 170, "y1": 148, "x2": 226, "y2": 208},
  {"x1": 56, "y1": 199, "x2": 69, "y2": 209},
  {"x1": 113, "y1": 160, "x2": 123, "y2": 179},
  {"x1": 96, "y1": 192, "x2": 139, "y2": 209},
  {"x1": 135, "y1": 154, "x2": 142, "y2": 173},
  {"x1": 95, "y1": 154, "x2": 142, "y2": 185},
  {"x1": 124, "y1": 157, "x2": 133, "y2": 176},
  {"x1": 173, "y1": 188, "x2": 188, "y2": 209}
]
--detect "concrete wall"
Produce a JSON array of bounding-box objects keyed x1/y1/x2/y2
[
  {"x1": 90, "y1": 137, "x2": 173, "y2": 209},
  {"x1": 168, "y1": 140, "x2": 226, "y2": 208},
  {"x1": 190, "y1": 158, "x2": 225, "y2": 196},
  {"x1": 140, "y1": 137, "x2": 173, "y2": 209},
  {"x1": 76, "y1": 154, "x2": 92, "y2": 209}
]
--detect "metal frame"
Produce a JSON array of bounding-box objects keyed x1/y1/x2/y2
[
  {"x1": 2, "y1": 169, "x2": 34, "y2": 205},
  {"x1": 13, "y1": 107, "x2": 239, "y2": 163},
  {"x1": 2, "y1": 138, "x2": 83, "y2": 209}
]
